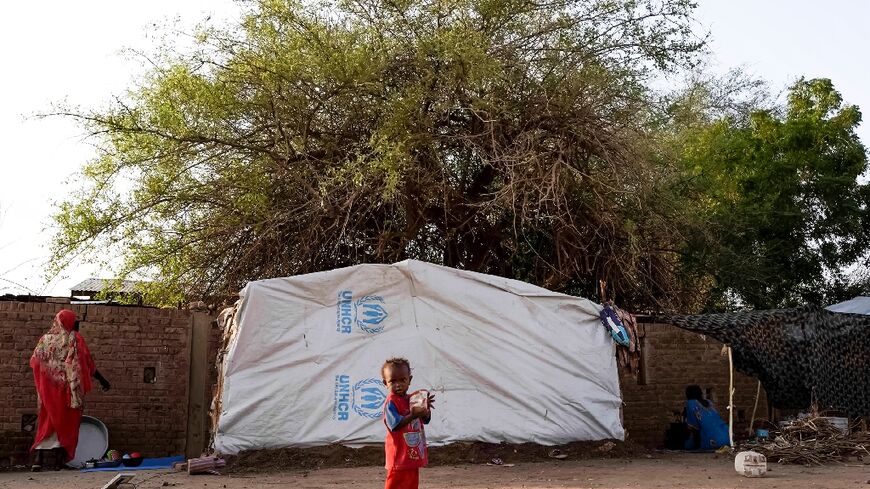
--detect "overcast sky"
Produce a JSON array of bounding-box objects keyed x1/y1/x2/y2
[{"x1": 1, "y1": 0, "x2": 868, "y2": 296}]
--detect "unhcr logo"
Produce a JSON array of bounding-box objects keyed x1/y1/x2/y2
[
  {"x1": 352, "y1": 378, "x2": 387, "y2": 419},
  {"x1": 333, "y1": 375, "x2": 352, "y2": 421},
  {"x1": 335, "y1": 290, "x2": 389, "y2": 334},
  {"x1": 333, "y1": 375, "x2": 387, "y2": 421}
]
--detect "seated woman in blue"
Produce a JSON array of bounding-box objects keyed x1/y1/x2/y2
[{"x1": 683, "y1": 385, "x2": 730, "y2": 450}]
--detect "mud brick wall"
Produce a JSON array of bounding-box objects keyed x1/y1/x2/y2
[
  {"x1": 620, "y1": 323, "x2": 769, "y2": 447},
  {"x1": 2, "y1": 300, "x2": 771, "y2": 462},
  {"x1": 0, "y1": 301, "x2": 194, "y2": 466}
]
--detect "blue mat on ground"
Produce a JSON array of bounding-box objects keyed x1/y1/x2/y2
[{"x1": 80, "y1": 455, "x2": 185, "y2": 472}]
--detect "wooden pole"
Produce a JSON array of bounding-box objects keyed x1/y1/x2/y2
[
  {"x1": 728, "y1": 346, "x2": 735, "y2": 448},
  {"x1": 748, "y1": 380, "x2": 761, "y2": 436}
]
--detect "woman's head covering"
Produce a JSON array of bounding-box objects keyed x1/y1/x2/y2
[
  {"x1": 685, "y1": 384, "x2": 711, "y2": 407},
  {"x1": 56, "y1": 310, "x2": 77, "y2": 331}
]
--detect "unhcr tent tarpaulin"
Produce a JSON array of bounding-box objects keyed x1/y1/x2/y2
[
  {"x1": 213, "y1": 260, "x2": 624, "y2": 454},
  {"x1": 658, "y1": 308, "x2": 870, "y2": 417}
]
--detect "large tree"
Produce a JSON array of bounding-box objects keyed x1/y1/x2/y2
[
  {"x1": 670, "y1": 78, "x2": 870, "y2": 310},
  {"x1": 51, "y1": 0, "x2": 705, "y2": 306}
]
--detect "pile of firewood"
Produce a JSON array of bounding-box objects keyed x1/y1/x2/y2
[{"x1": 742, "y1": 417, "x2": 870, "y2": 466}]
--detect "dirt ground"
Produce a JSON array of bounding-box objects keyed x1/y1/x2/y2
[
  {"x1": 224, "y1": 441, "x2": 645, "y2": 472},
  {"x1": 1, "y1": 453, "x2": 869, "y2": 489}
]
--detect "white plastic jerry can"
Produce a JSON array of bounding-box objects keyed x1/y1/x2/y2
[{"x1": 734, "y1": 451, "x2": 767, "y2": 478}]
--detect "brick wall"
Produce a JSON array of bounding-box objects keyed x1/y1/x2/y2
[
  {"x1": 2, "y1": 302, "x2": 768, "y2": 463},
  {"x1": 0, "y1": 301, "x2": 194, "y2": 466},
  {"x1": 620, "y1": 323, "x2": 769, "y2": 447}
]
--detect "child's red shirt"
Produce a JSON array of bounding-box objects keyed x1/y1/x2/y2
[{"x1": 383, "y1": 392, "x2": 429, "y2": 470}]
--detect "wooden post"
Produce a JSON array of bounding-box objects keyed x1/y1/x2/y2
[
  {"x1": 185, "y1": 313, "x2": 211, "y2": 458},
  {"x1": 728, "y1": 346, "x2": 735, "y2": 448},
  {"x1": 748, "y1": 380, "x2": 761, "y2": 436}
]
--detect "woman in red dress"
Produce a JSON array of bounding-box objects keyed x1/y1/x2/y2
[{"x1": 30, "y1": 309, "x2": 109, "y2": 470}]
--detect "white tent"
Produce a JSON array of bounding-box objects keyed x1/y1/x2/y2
[
  {"x1": 213, "y1": 260, "x2": 624, "y2": 454},
  {"x1": 826, "y1": 296, "x2": 870, "y2": 315}
]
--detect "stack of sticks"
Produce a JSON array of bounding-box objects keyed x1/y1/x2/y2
[{"x1": 742, "y1": 417, "x2": 870, "y2": 466}]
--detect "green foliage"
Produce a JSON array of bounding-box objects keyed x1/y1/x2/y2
[
  {"x1": 51, "y1": 0, "x2": 706, "y2": 308},
  {"x1": 50, "y1": 1, "x2": 870, "y2": 312},
  {"x1": 674, "y1": 78, "x2": 870, "y2": 310}
]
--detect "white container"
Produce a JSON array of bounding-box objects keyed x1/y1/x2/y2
[
  {"x1": 409, "y1": 389, "x2": 430, "y2": 410},
  {"x1": 734, "y1": 451, "x2": 767, "y2": 478}
]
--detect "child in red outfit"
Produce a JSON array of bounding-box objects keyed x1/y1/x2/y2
[{"x1": 382, "y1": 358, "x2": 435, "y2": 489}]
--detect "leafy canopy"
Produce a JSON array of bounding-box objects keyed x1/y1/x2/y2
[
  {"x1": 52, "y1": 1, "x2": 869, "y2": 311},
  {"x1": 673, "y1": 78, "x2": 870, "y2": 310},
  {"x1": 52, "y1": 0, "x2": 705, "y2": 307}
]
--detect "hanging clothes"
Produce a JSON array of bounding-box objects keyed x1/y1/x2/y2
[{"x1": 612, "y1": 304, "x2": 641, "y2": 377}]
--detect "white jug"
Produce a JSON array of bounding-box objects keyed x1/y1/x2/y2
[{"x1": 734, "y1": 451, "x2": 767, "y2": 478}]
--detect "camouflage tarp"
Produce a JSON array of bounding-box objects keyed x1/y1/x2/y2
[{"x1": 657, "y1": 308, "x2": 870, "y2": 417}]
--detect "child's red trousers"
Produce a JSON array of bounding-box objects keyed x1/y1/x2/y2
[{"x1": 385, "y1": 468, "x2": 419, "y2": 489}]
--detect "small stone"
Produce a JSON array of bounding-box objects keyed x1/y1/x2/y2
[{"x1": 597, "y1": 441, "x2": 616, "y2": 453}]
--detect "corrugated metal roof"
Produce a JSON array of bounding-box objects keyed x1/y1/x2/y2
[{"x1": 70, "y1": 278, "x2": 142, "y2": 294}]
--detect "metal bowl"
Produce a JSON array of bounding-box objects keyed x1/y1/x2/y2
[
  {"x1": 67, "y1": 416, "x2": 110, "y2": 469},
  {"x1": 121, "y1": 456, "x2": 144, "y2": 467},
  {"x1": 94, "y1": 460, "x2": 121, "y2": 468}
]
